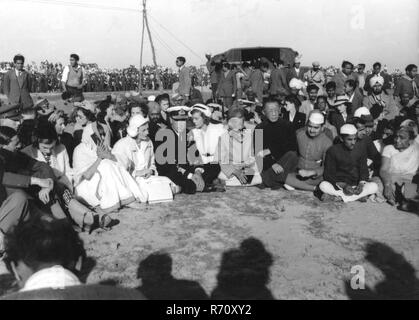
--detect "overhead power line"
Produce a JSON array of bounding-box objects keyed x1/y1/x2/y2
[
  {"x1": 147, "y1": 13, "x2": 202, "y2": 61},
  {"x1": 9, "y1": 0, "x2": 141, "y2": 13}
]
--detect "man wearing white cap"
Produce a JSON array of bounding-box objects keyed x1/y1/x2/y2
[
  {"x1": 362, "y1": 75, "x2": 399, "y2": 121},
  {"x1": 285, "y1": 111, "x2": 332, "y2": 191},
  {"x1": 316, "y1": 124, "x2": 378, "y2": 202},
  {"x1": 112, "y1": 114, "x2": 176, "y2": 203}
]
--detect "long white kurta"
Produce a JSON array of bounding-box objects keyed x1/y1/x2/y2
[
  {"x1": 112, "y1": 136, "x2": 173, "y2": 203},
  {"x1": 72, "y1": 123, "x2": 146, "y2": 212}
]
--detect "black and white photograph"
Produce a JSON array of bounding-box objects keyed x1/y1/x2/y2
[{"x1": 0, "y1": 0, "x2": 418, "y2": 304}]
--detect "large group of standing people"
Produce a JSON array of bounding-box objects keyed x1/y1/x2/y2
[{"x1": 0, "y1": 51, "x2": 418, "y2": 297}]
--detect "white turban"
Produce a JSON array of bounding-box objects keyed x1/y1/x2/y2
[
  {"x1": 289, "y1": 78, "x2": 305, "y2": 90},
  {"x1": 340, "y1": 124, "x2": 357, "y2": 135},
  {"x1": 147, "y1": 95, "x2": 156, "y2": 102},
  {"x1": 127, "y1": 114, "x2": 149, "y2": 138},
  {"x1": 354, "y1": 106, "x2": 371, "y2": 118},
  {"x1": 369, "y1": 75, "x2": 384, "y2": 87}
]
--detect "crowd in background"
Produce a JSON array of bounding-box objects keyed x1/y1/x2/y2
[
  {"x1": 0, "y1": 61, "x2": 211, "y2": 94},
  {"x1": 0, "y1": 52, "x2": 419, "y2": 299}
]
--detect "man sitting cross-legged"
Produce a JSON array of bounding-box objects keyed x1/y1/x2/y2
[
  {"x1": 285, "y1": 111, "x2": 332, "y2": 191},
  {"x1": 315, "y1": 124, "x2": 379, "y2": 202}
]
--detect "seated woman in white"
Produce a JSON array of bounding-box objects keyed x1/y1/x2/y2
[
  {"x1": 380, "y1": 126, "x2": 419, "y2": 205},
  {"x1": 214, "y1": 108, "x2": 262, "y2": 187},
  {"x1": 72, "y1": 121, "x2": 146, "y2": 213},
  {"x1": 112, "y1": 114, "x2": 175, "y2": 203}
]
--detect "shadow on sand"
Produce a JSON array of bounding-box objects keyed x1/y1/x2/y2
[
  {"x1": 211, "y1": 237, "x2": 275, "y2": 300},
  {"x1": 345, "y1": 241, "x2": 419, "y2": 300},
  {"x1": 136, "y1": 252, "x2": 209, "y2": 300}
]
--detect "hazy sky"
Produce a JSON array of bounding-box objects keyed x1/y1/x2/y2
[{"x1": 0, "y1": 0, "x2": 418, "y2": 70}]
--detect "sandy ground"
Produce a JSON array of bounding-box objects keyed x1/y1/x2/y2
[
  {"x1": 1, "y1": 91, "x2": 418, "y2": 299},
  {"x1": 3, "y1": 188, "x2": 417, "y2": 299}
]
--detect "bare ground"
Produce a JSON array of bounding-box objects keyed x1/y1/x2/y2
[{"x1": 70, "y1": 188, "x2": 418, "y2": 299}]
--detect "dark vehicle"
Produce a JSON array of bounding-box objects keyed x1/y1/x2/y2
[{"x1": 212, "y1": 46, "x2": 299, "y2": 67}]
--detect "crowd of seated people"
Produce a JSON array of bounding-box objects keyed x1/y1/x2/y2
[{"x1": 1, "y1": 60, "x2": 419, "y2": 285}]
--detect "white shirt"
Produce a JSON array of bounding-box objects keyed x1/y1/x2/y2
[
  {"x1": 61, "y1": 64, "x2": 85, "y2": 83},
  {"x1": 15, "y1": 68, "x2": 23, "y2": 77},
  {"x1": 21, "y1": 265, "x2": 81, "y2": 292}
]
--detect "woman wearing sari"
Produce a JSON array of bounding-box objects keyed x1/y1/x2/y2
[
  {"x1": 72, "y1": 121, "x2": 145, "y2": 213},
  {"x1": 380, "y1": 126, "x2": 419, "y2": 205},
  {"x1": 112, "y1": 114, "x2": 176, "y2": 203},
  {"x1": 214, "y1": 108, "x2": 262, "y2": 187}
]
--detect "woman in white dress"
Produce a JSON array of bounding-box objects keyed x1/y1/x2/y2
[
  {"x1": 112, "y1": 114, "x2": 175, "y2": 203},
  {"x1": 72, "y1": 121, "x2": 146, "y2": 213},
  {"x1": 187, "y1": 104, "x2": 225, "y2": 189}
]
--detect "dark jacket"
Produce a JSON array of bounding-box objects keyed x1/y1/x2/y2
[
  {"x1": 217, "y1": 70, "x2": 237, "y2": 97},
  {"x1": 323, "y1": 143, "x2": 369, "y2": 187},
  {"x1": 255, "y1": 119, "x2": 298, "y2": 171},
  {"x1": 3, "y1": 69, "x2": 34, "y2": 109},
  {"x1": 282, "y1": 110, "x2": 306, "y2": 131},
  {"x1": 0, "y1": 148, "x2": 56, "y2": 189}
]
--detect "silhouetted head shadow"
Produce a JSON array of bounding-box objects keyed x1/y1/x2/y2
[
  {"x1": 345, "y1": 241, "x2": 419, "y2": 300},
  {"x1": 211, "y1": 237, "x2": 275, "y2": 300},
  {"x1": 136, "y1": 252, "x2": 208, "y2": 300}
]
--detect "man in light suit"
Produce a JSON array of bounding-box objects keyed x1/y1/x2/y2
[
  {"x1": 3, "y1": 54, "x2": 34, "y2": 110},
  {"x1": 176, "y1": 56, "x2": 192, "y2": 103}
]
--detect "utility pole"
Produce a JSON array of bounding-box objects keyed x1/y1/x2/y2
[
  {"x1": 139, "y1": 0, "x2": 163, "y2": 93},
  {"x1": 139, "y1": 0, "x2": 145, "y2": 92}
]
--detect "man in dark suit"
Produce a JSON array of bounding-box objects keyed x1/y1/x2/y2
[
  {"x1": 176, "y1": 56, "x2": 192, "y2": 103},
  {"x1": 217, "y1": 62, "x2": 237, "y2": 110},
  {"x1": 269, "y1": 59, "x2": 290, "y2": 96},
  {"x1": 2, "y1": 54, "x2": 34, "y2": 110}
]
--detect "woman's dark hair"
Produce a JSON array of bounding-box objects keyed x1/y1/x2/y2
[
  {"x1": 70, "y1": 53, "x2": 80, "y2": 61},
  {"x1": 284, "y1": 95, "x2": 302, "y2": 109},
  {"x1": 0, "y1": 126, "x2": 17, "y2": 146},
  {"x1": 13, "y1": 54, "x2": 25, "y2": 64},
  {"x1": 77, "y1": 107, "x2": 96, "y2": 122},
  {"x1": 191, "y1": 109, "x2": 210, "y2": 125},
  {"x1": 128, "y1": 102, "x2": 148, "y2": 117},
  {"x1": 3, "y1": 215, "x2": 85, "y2": 273},
  {"x1": 325, "y1": 81, "x2": 337, "y2": 90},
  {"x1": 34, "y1": 121, "x2": 58, "y2": 146},
  {"x1": 155, "y1": 94, "x2": 170, "y2": 105}
]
